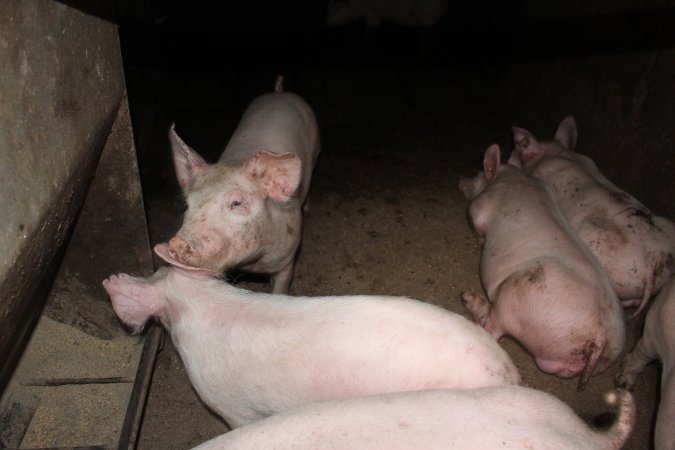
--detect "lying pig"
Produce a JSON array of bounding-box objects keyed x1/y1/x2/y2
[
  {"x1": 508, "y1": 116, "x2": 675, "y2": 317},
  {"x1": 166, "y1": 77, "x2": 320, "y2": 293},
  {"x1": 192, "y1": 387, "x2": 634, "y2": 450},
  {"x1": 103, "y1": 243, "x2": 521, "y2": 428},
  {"x1": 616, "y1": 275, "x2": 675, "y2": 450},
  {"x1": 459, "y1": 144, "x2": 625, "y2": 390}
]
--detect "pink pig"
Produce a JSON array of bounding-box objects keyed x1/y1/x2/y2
[
  {"x1": 459, "y1": 144, "x2": 625, "y2": 390},
  {"x1": 192, "y1": 387, "x2": 634, "y2": 450},
  {"x1": 508, "y1": 116, "x2": 675, "y2": 317},
  {"x1": 165, "y1": 77, "x2": 320, "y2": 293},
  {"x1": 616, "y1": 275, "x2": 675, "y2": 450},
  {"x1": 102, "y1": 243, "x2": 521, "y2": 428}
]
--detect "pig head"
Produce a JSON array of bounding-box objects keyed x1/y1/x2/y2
[{"x1": 165, "y1": 88, "x2": 320, "y2": 293}]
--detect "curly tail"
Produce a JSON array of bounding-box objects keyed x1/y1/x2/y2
[
  {"x1": 601, "y1": 389, "x2": 635, "y2": 449},
  {"x1": 274, "y1": 75, "x2": 284, "y2": 93}
]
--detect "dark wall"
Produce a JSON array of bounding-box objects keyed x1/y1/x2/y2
[{"x1": 504, "y1": 44, "x2": 675, "y2": 221}]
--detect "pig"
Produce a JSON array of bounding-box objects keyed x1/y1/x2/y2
[
  {"x1": 192, "y1": 387, "x2": 634, "y2": 450},
  {"x1": 459, "y1": 144, "x2": 625, "y2": 390},
  {"x1": 616, "y1": 275, "x2": 675, "y2": 450},
  {"x1": 165, "y1": 76, "x2": 320, "y2": 293},
  {"x1": 102, "y1": 243, "x2": 521, "y2": 428},
  {"x1": 508, "y1": 116, "x2": 675, "y2": 317}
]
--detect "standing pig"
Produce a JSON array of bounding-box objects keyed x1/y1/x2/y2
[
  {"x1": 508, "y1": 116, "x2": 675, "y2": 317},
  {"x1": 616, "y1": 275, "x2": 675, "y2": 450},
  {"x1": 103, "y1": 243, "x2": 521, "y2": 428},
  {"x1": 192, "y1": 387, "x2": 634, "y2": 450},
  {"x1": 166, "y1": 77, "x2": 320, "y2": 293},
  {"x1": 459, "y1": 144, "x2": 625, "y2": 390}
]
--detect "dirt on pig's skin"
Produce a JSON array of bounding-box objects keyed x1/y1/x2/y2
[{"x1": 133, "y1": 69, "x2": 658, "y2": 450}]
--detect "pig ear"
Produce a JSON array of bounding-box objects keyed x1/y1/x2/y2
[
  {"x1": 168, "y1": 124, "x2": 207, "y2": 193},
  {"x1": 246, "y1": 150, "x2": 302, "y2": 202},
  {"x1": 483, "y1": 144, "x2": 501, "y2": 181},
  {"x1": 555, "y1": 115, "x2": 578, "y2": 151},
  {"x1": 512, "y1": 126, "x2": 542, "y2": 163}
]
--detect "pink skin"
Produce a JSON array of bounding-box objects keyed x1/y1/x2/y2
[
  {"x1": 459, "y1": 144, "x2": 625, "y2": 390},
  {"x1": 166, "y1": 85, "x2": 320, "y2": 294},
  {"x1": 103, "y1": 243, "x2": 521, "y2": 428},
  {"x1": 508, "y1": 116, "x2": 675, "y2": 317},
  {"x1": 617, "y1": 275, "x2": 675, "y2": 450},
  {"x1": 193, "y1": 387, "x2": 634, "y2": 450}
]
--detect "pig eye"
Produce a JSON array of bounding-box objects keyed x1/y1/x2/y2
[{"x1": 230, "y1": 200, "x2": 242, "y2": 209}]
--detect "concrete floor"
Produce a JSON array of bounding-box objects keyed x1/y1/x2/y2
[{"x1": 129, "y1": 67, "x2": 659, "y2": 450}]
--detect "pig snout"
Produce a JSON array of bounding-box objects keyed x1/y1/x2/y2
[{"x1": 168, "y1": 236, "x2": 202, "y2": 267}]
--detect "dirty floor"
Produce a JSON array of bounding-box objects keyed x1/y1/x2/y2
[{"x1": 127, "y1": 67, "x2": 659, "y2": 450}]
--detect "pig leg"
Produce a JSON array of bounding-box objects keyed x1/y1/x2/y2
[
  {"x1": 460, "y1": 292, "x2": 504, "y2": 339},
  {"x1": 270, "y1": 262, "x2": 294, "y2": 294},
  {"x1": 102, "y1": 274, "x2": 158, "y2": 333},
  {"x1": 615, "y1": 332, "x2": 659, "y2": 389}
]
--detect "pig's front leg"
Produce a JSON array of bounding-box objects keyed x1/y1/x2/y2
[
  {"x1": 615, "y1": 333, "x2": 658, "y2": 389},
  {"x1": 103, "y1": 274, "x2": 159, "y2": 333},
  {"x1": 270, "y1": 262, "x2": 295, "y2": 294}
]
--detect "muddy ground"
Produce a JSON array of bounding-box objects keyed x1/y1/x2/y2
[{"x1": 127, "y1": 67, "x2": 659, "y2": 450}]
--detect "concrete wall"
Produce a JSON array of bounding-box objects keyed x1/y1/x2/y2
[{"x1": 0, "y1": 0, "x2": 126, "y2": 384}]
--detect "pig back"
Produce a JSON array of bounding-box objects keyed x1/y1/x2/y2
[{"x1": 220, "y1": 92, "x2": 320, "y2": 204}]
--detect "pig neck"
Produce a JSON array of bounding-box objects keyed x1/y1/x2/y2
[{"x1": 157, "y1": 268, "x2": 246, "y2": 333}]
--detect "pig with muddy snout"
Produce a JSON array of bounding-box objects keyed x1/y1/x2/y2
[
  {"x1": 165, "y1": 77, "x2": 320, "y2": 293},
  {"x1": 102, "y1": 243, "x2": 521, "y2": 428},
  {"x1": 459, "y1": 144, "x2": 625, "y2": 390}
]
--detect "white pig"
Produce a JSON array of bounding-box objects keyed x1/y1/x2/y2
[
  {"x1": 103, "y1": 243, "x2": 521, "y2": 428},
  {"x1": 508, "y1": 116, "x2": 675, "y2": 317},
  {"x1": 459, "y1": 144, "x2": 625, "y2": 390},
  {"x1": 192, "y1": 387, "x2": 634, "y2": 450},
  {"x1": 616, "y1": 275, "x2": 675, "y2": 450},
  {"x1": 166, "y1": 77, "x2": 320, "y2": 293}
]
